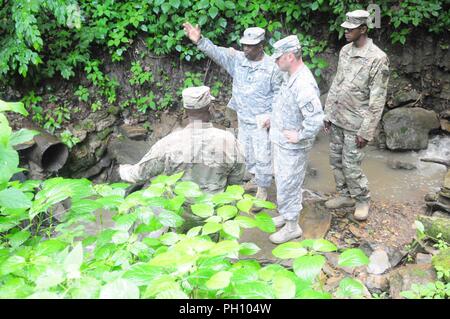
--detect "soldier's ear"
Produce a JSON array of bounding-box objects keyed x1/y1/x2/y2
[{"x1": 360, "y1": 24, "x2": 368, "y2": 34}]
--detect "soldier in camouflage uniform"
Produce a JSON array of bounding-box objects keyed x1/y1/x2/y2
[
  {"x1": 324, "y1": 10, "x2": 390, "y2": 221},
  {"x1": 183, "y1": 22, "x2": 283, "y2": 210},
  {"x1": 268, "y1": 35, "x2": 324, "y2": 244},
  {"x1": 119, "y1": 86, "x2": 245, "y2": 194}
]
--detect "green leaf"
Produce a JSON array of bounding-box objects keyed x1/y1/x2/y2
[
  {"x1": 338, "y1": 248, "x2": 369, "y2": 268},
  {"x1": 206, "y1": 271, "x2": 232, "y2": 289},
  {"x1": 0, "y1": 100, "x2": 28, "y2": 116},
  {"x1": 234, "y1": 215, "x2": 256, "y2": 228},
  {"x1": 169, "y1": 0, "x2": 181, "y2": 9},
  {"x1": 293, "y1": 255, "x2": 326, "y2": 282},
  {"x1": 212, "y1": 192, "x2": 238, "y2": 205},
  {"x1": 225, "y1": 185, "x2": 244, "y2": 197},
  {"x1": 202, "y1": 222, "x2": 222, "y2": 235},
  {"x1": 122, "y1": 263, "x2": 164, "y2": 286},
  {"x1": 239, "y1": 242, "x2": 260, "y2": 256},
  {"x1": 0, "y1": 144, "x2": 19, "y2": 184},
  {"x1": 234, "y1": 281, "x2": 275, "y2": 299},
  {"x1": 9, "y1": 129, "x2": 39, "y2": 146},
  {"x1": 0, "y1": 255, "x2": 26, "y2": 276},
  {"x1": 36, "y1": 267, "x2": 65, "y2": 289},
  {"x1": 312, "y1": 239, "x2": 338, "y2": 252},
  {"x1": 159, "y1": 232, "x2": 180, "y2": 246},
  {"x1": 191, "y1": 203, "x2": 214, "y2": 218},
  {"x1": 273, "y1": 273, "x2": 296, "y2": 299},
  {"x1": 208, "y1": 6, "x2": 219, "y2": 19},
  {"x1": 64, "y1": 243, "x2": 83, "y2": 279},
  {"x1": 336, "y1": 277, "x2": 366, "y2": 298},
  {"x1": 100, "y1": 279, "x2": 140, "y2": 299},
  {"x1": 237, "y1": 198, "x2": 253, "y2": 212},
  {"x1": 254, "y1": 212, "x2": 276, "y2": 233},
  {"x1": 208, "y1": 240, "x2": 240, "y2": 257},
  {"x1": 174, "y1": 181, "x2": 203, "y2": 197},
  {"x1": 155, "y1": 289, "x2": 188, "y2": 299},
  {"x1": 223, "y1": 220, "x2": 240, "y2": 238},
  {"x1": 158, "y1": 210, "x2": 184, "y2": 227},
  {"x1": 186, "y1": 226, "x2": 202, "y2": 237},
  {"x1": 217, "y1": 205, "x2": 238, "y2": 221},
  {"x1": 0, "y1": 187, "x2": 31, "y2": 209},
  {"x1": 272, "y1": 242, "x2": 308, "y2": 259},
  {"x1": 297, "y1": 289, "x2": 332, "y2": 299},
  {"x1": 8, "y1": 230, "x2": 30, "y2": 248}
]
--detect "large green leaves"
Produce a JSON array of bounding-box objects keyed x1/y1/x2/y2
[
  {"x1": 233, "y1": 281, "x2": 275, "y2": 299},
  {"x1": 273, "y1": 273, "x2": 296, "y2": 299},
  {"x1": 338, "y1": 248, "x2": 369, "y2": 268},
  {"x1": 272, "y1": 242, "x2": 308, "y2": 259},
  {"x1": 100, "y1": 279, "x2": 140, "y2": 299},
  {"x1": 0, "y1": 187, "x2": 32, "y2": 209},
  {"x1": 336, "y1": 278, "x2": 366, "y2": 299},
  {"x1": 191, "y1": 203, "x2": 214, "y2": 218},
  {"x1": 206, "y1": 271, "x2": 232, "y2": 290},
  {"x1": 122, "y1": 263, "x2": 164, "y2": 286},
  {"x1": 9, "y1": 129, "x2": 39, "y2": 146},
  {"x1": 0, "y1": 143, "x2": 19, "y2": 184},
  {"x1": 0, "y1": 100, "x2": 28, "y2": 116},
  {"x1": 293, "y1": 255, "x2": 326, "y2": 283},
  {"x1": 64, "y1": 243, "x2": 84, "y2": 279}
]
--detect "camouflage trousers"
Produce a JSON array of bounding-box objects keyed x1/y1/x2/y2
[
  {"x1": 238, "y1": 122, "x2": 272, "y2": 188},
  {"x1": 329, "y1": 123, "x2": 370, "y2": 202},
  {"x1": 273, "y1": 143, "x2": 310, "y2": 221}
]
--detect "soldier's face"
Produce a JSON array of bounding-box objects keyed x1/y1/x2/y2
[
  {"x1": 344, "y1": 27, "x2": 363, "y2": 42},
  {"x1": 275, "y1": 53, "x2": 291, "y2": 72},
  {"x1": 243, "y1": 43, "x2": 263, "y2": 61}
]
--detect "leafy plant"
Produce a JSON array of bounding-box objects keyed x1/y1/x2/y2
[
  {"x1": 60, "y1": 130, "x2": 81, "y2": 149},
  {"x1": 129, "y1": 61, "x2": 154, "y2": 85},
  {"x1": 74, "y1": 86, "x2": 90, "y2": 103}
]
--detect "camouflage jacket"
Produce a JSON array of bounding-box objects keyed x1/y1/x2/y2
[
  {"x1": 270, "y1": 64, "x2": 324, "y2": 150},
  {"x1": 197, "y1": 36, "x2": 283, "y2": 129},
  {"x1": 324, "y1": 38, "x2": 390, "y2": 141},
  {"x1": 119, "y1": 122, "x2": 245, "y2": 193}
]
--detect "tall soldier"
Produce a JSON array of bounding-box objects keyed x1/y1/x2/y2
[
  {"x1": 269, "y1": 35, "x2": 324, "y2": 244},
  {"x1": 324, "y1": 10, "x2": 390, "y2": 221},
  {"x1": 183, "y1": 22, "x2": 283, "y2": 211}
]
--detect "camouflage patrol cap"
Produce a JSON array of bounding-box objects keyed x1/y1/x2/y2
[
  {"x1": 271, "y1": 35, "x2": 301, "y2": 59},
  {"x1": 182, "y1": 86, "x2": 215, "y2": 110},
  {"x1": 240, "y1": 27, "x2": 265, "y2": 45},
  {"x1": 341, "y1": 10, "x2": 370, "y2": 29}
]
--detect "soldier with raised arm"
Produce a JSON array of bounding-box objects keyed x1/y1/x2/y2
[{"x1": 183, "y1": 22, "x2": 283, "y2": 211}]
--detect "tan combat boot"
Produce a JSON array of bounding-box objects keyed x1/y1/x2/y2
[
  {"x1": 269, "y1": 219, "x2": 303, "y2": 244},
  {"x1": 272, "y1": 215, "x2": 286, "y2": 228},
  {"x1": 354, "y1": 201, "x2": 370, "y2": 221},
  {"x1": 250, "y1": 187, "x2": 268, "y2": 213},
  {"x1": 325, "y1": 196, "x2": 355, "y2": 209}
]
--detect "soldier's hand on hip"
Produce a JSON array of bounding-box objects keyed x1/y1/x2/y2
[
  {"x1": 283, "y1": 129, "x2": 300, "y2": 143},
  {"x1": 356, "y1": 135, "x2": 368, "y2": 148},
  {"x1": 183, "y1": 22, "x2": 201, "y2": 44},
  {"x1": 323, "y1": 120, "x2": 331, "y2": 134}
]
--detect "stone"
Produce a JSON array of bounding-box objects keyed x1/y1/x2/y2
[
  {"x1": 107, "y1": 136, "x2": 151, "y2": 165},
  {"x1": 392, "y1": 88, "x2": 420, "y2": 107},
  {"x1": 431, "y1": 248, "x2": 450, "y2": 272},
  {"x1": 367, "y1": 249, "x2": 391, "y2": 275},
  {"x1": 324, "y1": 252, "x2": 354, "y2": 275},
  {"x1": 388, "y1": 264, "x2": 436, "y2": 299},
  {"x1": 359, "y1": 273, "x2": 389, "y2": 292},
  {"x1": 119, "y1": 124, "x2": 148, "y2": 140},
  {"x1": 432, "y1": 211, "x2": 450, "y2": 219},
  {"x1": 440, "y1": 119, "x2": 450, "y2": 133},
  {"x1": 416, "y1": 253, "x2": 432, "y2": 265},
  {"x1": 386, "y1": 159, "x2": 417, "y2": 170},
  {"x1": 299, "y1": 202, "x2": 332, "y2": 239},
  {"x1": 417, "y1": 215, "x2": 450, "y2": 243},
  {"x1": 382, "y1": 107, "x2": 441, "y2": 150}
]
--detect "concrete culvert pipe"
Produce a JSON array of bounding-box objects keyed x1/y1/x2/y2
[{"x1": 27, "y1": 129, "x2": 69, "y2": 172}]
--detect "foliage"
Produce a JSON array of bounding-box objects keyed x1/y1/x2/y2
[
  {"x1": 74, "y1": 86, "x2": 89, "y2": 103},
  {"x1": 0, "y1": 101, "x2": 373, "y2": 299},
  {"x1": 60, "y1": 130, "x2": 80, "y2": 149}
]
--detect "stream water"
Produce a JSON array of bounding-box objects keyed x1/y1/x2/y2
[{"x1": 305, "y1": 133, "x2": 449, "y2": 203}]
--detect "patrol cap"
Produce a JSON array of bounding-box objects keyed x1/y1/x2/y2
[
  {"x1": 271, "y1": 35, "x2": 301, "y2": 59},
  {"x1": 239, "y1": 27, "x2": 265, "y2": 45},
  {"x1": 182, "y1": 86, "x2": 215, "y2": 110},
  {"x1": 340, "y1": 10, "x2": 370, "y2": 29}
]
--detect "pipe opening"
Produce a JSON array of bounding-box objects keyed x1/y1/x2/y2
[{"x1": 41, "y1": 143, "x2": 69, "y2": 172}]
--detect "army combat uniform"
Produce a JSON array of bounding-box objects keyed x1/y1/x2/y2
[
  {"x1": 119, "y1": 87, "x2": 245, "y2": 194},
  {"x1": 324, "y1": 12, "x2": 390, "y2": 204},
  {"x1": 270, "y1": 36, "x2": 324, "y2": 223},
  {"x1": 196, "y1": 28, "x2": 283, "y2": 189}
]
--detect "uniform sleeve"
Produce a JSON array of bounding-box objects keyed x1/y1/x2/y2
[
  {"x1": 270, "y1": 66, "x2": 284, "y2": 100},
  {"x1": 298, "y1": 94, "x2": 325, "y2": 141},
  {"x1": 227, "y1": 141, "x2": 245, "y2": 185},
  {"x1": 324, "y1": 49, "x2": 344, "y2": 121},
  {"x1": 118, "y1": 143, "x2": 165, "y2": 183},
  {"x1": 197, "y1": 36, "x2": 238, "y2": 77},
  {"x1": 357, "y1": 55, "x2": 390, "y2": 141}
]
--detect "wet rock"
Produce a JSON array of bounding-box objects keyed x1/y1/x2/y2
[
  {"x1": 119, "y1": 124, "x2": 148, "y2": 140},
  {"x1": 324, "y1": 252, "x2": 354, "y2": 275},
  {"x1": 299, "y1": 202, "x2": 332, "y2": 239},
  {"x1": 440, "y1": 110, "x2": 450, "y2": 133},
  {"x1": 417, "y1": 215, "x2": 450, "y2": 243},
  {"x1": 107, "y1": 136, "x2": 151, "y2": 165},
  {"x1": 387, "y1": 159, "x2": 417, "y2": 170},
  {"x1": 392, "y1": 88, "x2": 420, "y2": 108},
  {"x1": 367, "y1": 249, "x2": 391, "y2": 275},
  {"x1": 149, "y1": 113, "x2": 181, "y2": 143},
  {"x1": 388, "y1": 264, "x2": 436, "y2": 299},
  {"x1": 416, "y1": 253, "x2": 432, "y2": 265},
  {"x1": 432, "y1": 211, "x2": 450, "y2": 219},
  {"x1": 73, "y1": 155, "x2": 112, "y2": 179},
  {"x1": 382, "y1": 107, "x2": 440, "y2": 150},
  {"x1": 358, "y1": 272, "x2": 389, "y2": 292},
  {"x1": 431, "y1": 248, "x2": 450, "y2": 272}
]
